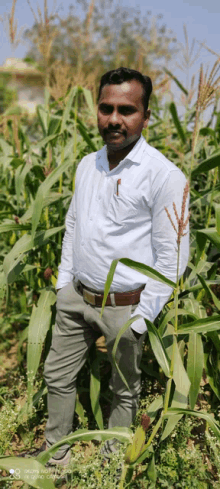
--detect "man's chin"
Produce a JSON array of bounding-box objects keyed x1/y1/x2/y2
[{"x1": 106, "y1": 136, "x2": 139, "y2": 152}]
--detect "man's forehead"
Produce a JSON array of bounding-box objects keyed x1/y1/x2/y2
[{"x1": 99, "y1": 80, "x2": 144, "y2": 103}]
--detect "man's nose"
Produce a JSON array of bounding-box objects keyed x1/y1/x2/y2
[{"x1": 108, "y1": 109, "x2": 121, "y2": 126}]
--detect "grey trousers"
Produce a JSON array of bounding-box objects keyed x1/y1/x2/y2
[{"x1": 44, "y1": 281, "x2": 146, "y2": 457}]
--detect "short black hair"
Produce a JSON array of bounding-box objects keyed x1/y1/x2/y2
[{"x1": 98, "y1": 67, "x2": 153, "y2": 113}]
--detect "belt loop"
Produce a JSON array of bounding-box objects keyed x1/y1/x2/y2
[{"x1": 110, "y1": 293, "x2": 116, "y2": 307}]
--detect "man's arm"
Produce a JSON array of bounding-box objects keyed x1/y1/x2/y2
[
  {"x1": 56, "y1": 193, "x2": 76, "y2": 290},
  {"x1": 131, "y1": 170, "x2": 190, "y2": 334}
]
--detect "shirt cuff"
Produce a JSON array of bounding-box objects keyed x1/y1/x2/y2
[
  {"x1": 56, "y1": 272, "x2": 74, "y2": 290},
  {"x1": 130, "y1": 313, "x2": 147, "y2": 334}
]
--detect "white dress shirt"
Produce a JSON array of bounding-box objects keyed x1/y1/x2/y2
[{"x1": 56, "y1": 135, "x2": 189, "y2": 334}]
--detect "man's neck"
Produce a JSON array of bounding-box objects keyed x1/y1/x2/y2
[{"x1": 107, "y1": 137, "x2": 140, "y2": 170}]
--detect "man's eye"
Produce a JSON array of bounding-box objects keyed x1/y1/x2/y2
[
  {"x1": 120, "y1": 108, "x2": 136, "y2": 115},
  {"x1": 99, "y1": 105, "x2": 112, "y2": 114}
]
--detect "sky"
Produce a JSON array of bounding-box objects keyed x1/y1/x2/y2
[{"x1": 0, "y1": 0, "x2": 219, "y2": 105}]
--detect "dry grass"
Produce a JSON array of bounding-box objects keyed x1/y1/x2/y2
[
  {"x1": 27, "y1": 0, "x2": 58, "y2": 83},
  {"x1": 1, "y1": 0, "x2": 24, "y2": 50},
  {"x1": 165, "y1": 180, "x2": 190, "y2": 246}
]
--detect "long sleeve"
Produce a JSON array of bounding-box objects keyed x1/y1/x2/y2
[
  {"x1": 56, "y1": 194, "x2": 76, "y2": 290},
  {"x1": 131, "y1": 170, "x2": 190, "y2": 334}
]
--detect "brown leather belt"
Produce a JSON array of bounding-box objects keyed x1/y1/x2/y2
[{"x1": 78, "y1": 282, "x2": 144, "y2": 307}]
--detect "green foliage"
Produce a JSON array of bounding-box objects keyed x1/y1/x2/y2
[
  {"x1": 0, "y1": 76, "x2": 17, "y2": 114},
  {"x1": 0, "y1": 66, "x2": 220, "y2": 487}
]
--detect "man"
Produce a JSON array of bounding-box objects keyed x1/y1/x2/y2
[{"x1": 43, "y1": 67, "x2": 189, "y2": 465}]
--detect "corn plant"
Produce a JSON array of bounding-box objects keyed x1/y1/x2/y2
[
  {"x1": 1, "y1": 66, "x2": 220, "y2": 486},
  {"x1": 100, "y1": 175, "x2": 220, "y2": 486}
]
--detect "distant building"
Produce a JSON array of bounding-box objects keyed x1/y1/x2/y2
[{"x1": 0, "y1": 58, "x2": 45, "y2": 114}]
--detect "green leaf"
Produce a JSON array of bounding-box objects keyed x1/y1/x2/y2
[
  {"x1": 197, "y1": 273, "x2": 220, "y2": 310},
  {"x1": 34, "y1": 134, "x2": 59, "y2": 150},
  {"x1": 81, "y1": 87, "x2": 97, "y2": 119},
  {"x1": 0, "y1": 457, "x2": 55, "y2": 489},
  {"x1": 31, "y1": 142, "x2": 74, "y2": 236},
  {"x1": 173, "y1": 338, "x2": 191, "y2": 397},
  {"x1": 75, "y1": 394, "x2": 87, "y2": 424},
  {"x1": 145, "y1": 319, "x2": 171, "y2": 378},
  {"x1": 147, "y1": 396, "x2": 163, "y2": 423},
  {"x1": 60, "y1": 87, "x2": 77, "y2": 133},
  {"x1": 37, "y1": 105, "x2": 48, "y2": 137},
  {"x1": 89, "y1": 346, "x2": 104, "y2": 430},
  {"x1": 187, "y1": 333, "x2": 204, "y2": 409},
  {"x1": 204, "y1": 351, "x2": 220, "y2": 400},
  {"x1": 169, "y1": 102, "x2": 186, "y2": 144},
  {"x1": 0, "y1": 222, "x2": 31, "y2": 233},
  {"x1": 147, "y1": 453, "x2": 157, "y2": 483},
  {"x1": 128, "y1": 425, "x2": 146, "y2": 463},
  {"x1": 112, "y1": 315, "x2": 142, "y2": 390},
  {"x1": 164, "y1": 408, "x2": 220, "y2": 439},
  {"x1": 178, "y1": 315, "x2": 220, "y2": 334},
  {"x1": 77, "y1": 117, "x2": 97, "y2": 152},
  {"x1": 3, "y1": 226, "x2": 64, "y2": 284},
  {"x1": 161, "y1": 339, "x2": 190, "y2": 440},
  {"x1": 101, "y1": 258, "x2": 176, "y2": 317},
  {"x1": 163, "y1": 68, "x2": 188, "y2": 95},
  {"x1": 119, "y1": 258, "x2": 176, "y2": 288},
  {"x1": 158, "y1": 308, "x2": 198, "y2": 336},
  {"x1": 196, "y1": 229, "x2": 220, "y2": 260},
  {"x1": 215, "y1": 203, "x2": 220, "y2": 235},
  {"x1": 27, "y1": 289, "x2": 56, "y2": 407},
  {"x1": 191, "y1": 151, "x2": 220, "y2": 176},
  {"x1": 37, "y1": 427, "x2": 132, "y2": 465},
  {"x1": 15, "y1": 161, "x2": 33, "y2": 205},
  {"x1": 100, "y1": 259, "x2": 118, "y2": 317}
]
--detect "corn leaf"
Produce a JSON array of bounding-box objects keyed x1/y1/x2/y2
[
  {"x1": 158, "y1": 308, "x2": 198, "y2": 336},
  {"x1": 178, "y1": 316, "x2": 220, "y2": 334},
  {"x1": 161, "y1": 339, "x2": 190, "y2": 440},
  {"x1": 60, "y1": 87, "x2": 77, "y2": 133},
  {"x1": 169, "y1": 102, "x2": 186, "y2": 144},
  {"x1": 101, "y1": 258, "x2": 175, "y2": 316},
  {"x1": 191, "y1": 151, "x2": 220, "y2": 176},
  {"x1": 77, "y1": 117, "x2": 97, "y2": 152},
  {"x1": 145, "y1": 319, "x2": 171, "y2": 378},
  {"x1": 31, "y1": 141, "x2": 74, "y2": 236},
  {"x1": 163, "y1": 68, "x2": 188, "y2": 95},
  {"x1": 197, "y1": 273, "x2": 220, "y2": 310},
  {"x1": 27, "y1": 289, "x2": 56, "y2": 407},
  {"x1": 0, "y1": 222, "x2": 31, "y2": 233},
  {"x1": 147, "y1": 453, "x2": 157, "y2": 483},
  {"x1": 0, "y1": 457, "x2": 55, "y2": 489},
  {"x1": 100, "y1": 259, "x2": 119, "y2": 317},
  {"x1": 3, "y1": 226, "x2": 64, "y2": 284},
  {"x1": 119, "y1": 258, "x2": 176, "y2": 288},
  {"x1": 81, "y1": 87, "x2": 97, "y2": 120},
  {"x1": 37, "y1": 427, "x2": 132, "y2": 465},
  {"x1": 164, "y1": 408, "x2": 220, "y2": 439},
  {"x1": 112, "y1": 315, "x2": 142, "y2": 390},
  {"x1": 187, "y1": 332, "x2": 204, "y2": 409},
  {"x1": 147, "y1": 395, "x2": 163, "y2": 423},
  {"x1": 89, "y1": 345, "x2": 104, "y2": 430}
]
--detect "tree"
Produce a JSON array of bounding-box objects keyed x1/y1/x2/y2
[{"x1": 24, "y1": 0, "x2": 177, "y2": 87}]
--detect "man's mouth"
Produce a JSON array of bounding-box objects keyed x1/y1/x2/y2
[{"x1": 106, "y1": 130, "x2": 125, "y2": 136}]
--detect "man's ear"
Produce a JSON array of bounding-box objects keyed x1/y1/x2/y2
[{"x1": 143, "y1": 109, "x2": 151, "y2": 128}]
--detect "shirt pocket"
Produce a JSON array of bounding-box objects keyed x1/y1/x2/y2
[{"x1": 106, "y1": 185, "x2": 141, "y2": 227}]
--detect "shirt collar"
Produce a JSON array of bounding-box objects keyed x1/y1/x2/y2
[{"x1": 96, "y1": 135, "x2": 147, "y2": 172}]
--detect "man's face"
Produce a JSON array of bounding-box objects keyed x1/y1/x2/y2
[{"x1": 97, "y1": 80, "x2": 150, "y2": 152}]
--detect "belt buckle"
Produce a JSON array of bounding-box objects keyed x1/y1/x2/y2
[{"x1": 83, "y1": 288, "x2": 96, "y2": 306}]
